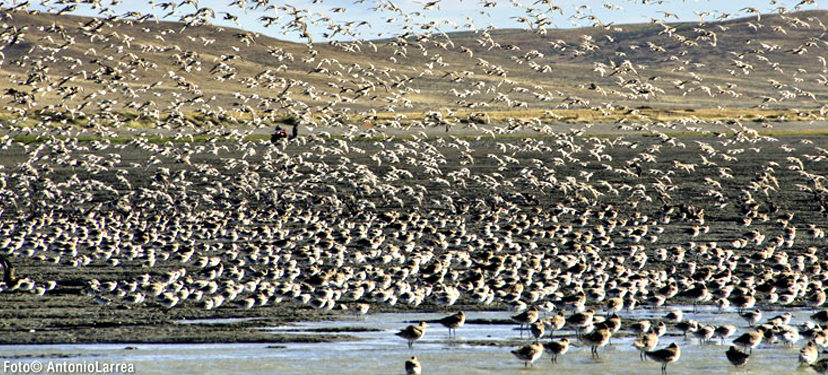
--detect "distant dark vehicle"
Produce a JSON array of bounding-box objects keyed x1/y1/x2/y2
[
  {"x1": 271, "y1": 126, "x2": 288, "y2": 143},
  {"x1": 271, "y1": 124, "x2": 298, "y2": 143}
]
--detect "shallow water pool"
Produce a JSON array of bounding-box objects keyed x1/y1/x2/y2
[{"x1": 0, "y1": 306, "x2": 819, "y2": 375}]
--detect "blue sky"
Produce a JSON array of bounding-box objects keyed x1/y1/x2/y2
[{"x1": 27, "y1": 0, "x2": 820, "y2": 42}]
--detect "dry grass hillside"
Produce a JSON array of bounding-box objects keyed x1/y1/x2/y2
[{"x1": 1, "y1": 9, "x2": 827, "y2": 129}]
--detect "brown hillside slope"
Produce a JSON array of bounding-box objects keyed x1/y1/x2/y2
[{"x1": 0, "y1": 9, "x2": 827, "y2": 128}]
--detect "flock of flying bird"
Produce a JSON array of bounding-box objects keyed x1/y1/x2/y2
[
  {"x1": 0, "y1": 0, "x2": 826, "y2": 123},
  {"x1": 1, "y1": 0, "x2": 828, "y2": 374}
]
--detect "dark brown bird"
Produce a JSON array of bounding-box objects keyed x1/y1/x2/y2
[
  {"x1": 529, "y1": 320, "x2": 545, "y2": 342},
  {"x1": 545, "y1": 311, "x2": 566, "y2": 335},
  {"x1": 511, "y1": 342, "x2": 543, "y2": 367},
  {"x1": 811, "y1": 309, "x2": 828, "y2": 324},
  {"x1": 645, "y1": 342, "x2": 680, "y2": 374},
  {"x1": 435, "y1": 311, "x2": 465, "y2": 338},
  {"x1": 543, "y1": 338, "x2": 569, "y2": 363},
  {"x1": 633, "y1": 332, "x2": 659, "y2": 360},
  {"x1": 725, "y1": 345, "x2": 750, "y2": 367},
  {"x1": 581, "y1": 327, "x2": 611, "y2": 359},
  {"x1": 566, "y1": 309, "x2": 595, "y2": 337},
  {"x1": 396, "y1": 322, "x2": 427, "y2": 348},
  {"x1": 732, "y1": 328, "x2": 763, "y2": 354},
  {"x1": 680, "y1": 283, "x2": 711, "y2": 312},
  {"x1": 511, "y1": 306, "x2": 539, "y2": 337},
  {"x1": 594, "y1": 313, "x2": 621, "y2": 343}
]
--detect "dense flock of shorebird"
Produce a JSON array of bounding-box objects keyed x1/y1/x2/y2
[
  {"x1": 2, "y1": 117, "x2": 828, "y2": 373},
  {"x1": 1, "y1": 0, "x2": 828, "y2": 374}
]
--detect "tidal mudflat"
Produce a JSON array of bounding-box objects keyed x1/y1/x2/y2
[{"x1": 2, "y1": 126, "x2": 828, "y2": 374}]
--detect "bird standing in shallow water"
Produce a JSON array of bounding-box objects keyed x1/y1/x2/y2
[
  {"x1": 396, "y1": 322, "x2": 427, "y2": 348},
  {"x1": 436, "y1": 311, "x2": 465, "y2": 338},
  {"x1": 567, "y1": 309, "x2": 595, "y2": 337},
  {"x1": 675, "y1": 320, "x2": 699, "y2": 338},
  {"x1": 693, "y1": 325, "x2": 715, "y2": 344},
  {"x1": 714, "y1": 325, "x2": 736, "y2": 344},
  {"x1": 645, "y1": 342, "x2": 680, "y2": 375},
  {"x1": 633, "y1": 332, "x2": 659, "y2": 360},
  {"x1": 543, "y1": 338, "x2": 569, "y2": 363},
  {"x1": 511, "y1": 342, "x2": 543, "y2": 367},
  {"x1": 594, "y1": 313, "x2": 622, "y2": 343},
  {"x1": 681, "y1": 283, "x2": 711, "y2": 313},
  {"x1": 664, "y1": 309, "x2": 682, "y2": 323},
  {"x1": 581, "y1": 327, "x2": 611, "y2": 359},
  {"x1": 545, "y1": 311, "x2": 566, "y2": 336},
  {"x1": 732, "y1": 328, "x2": 763, "y2": 354},
  {"x1": 740, "y1": 310, "x2": 762, "y2": 326},
  {"x1": 511, "y1": 306, "x2": 539, "y2": 337}
]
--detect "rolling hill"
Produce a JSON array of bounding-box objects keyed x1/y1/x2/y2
[{"x1": 0, "y1": 8, "x2": 827, "y2": 128}]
